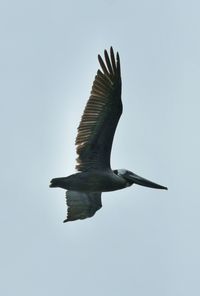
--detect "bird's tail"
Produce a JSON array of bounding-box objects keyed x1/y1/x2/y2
[{"x1": 49, "y1": 177, "x2": 66, "y2": 188}]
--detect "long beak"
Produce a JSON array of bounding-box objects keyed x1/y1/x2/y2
[{"x1": 126, "y1": 172, "x2": 168, "y2": 190}]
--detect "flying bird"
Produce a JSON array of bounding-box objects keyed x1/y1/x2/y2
[{"x1": 50, "y1": 47, "x2": 167, "y2": 222}]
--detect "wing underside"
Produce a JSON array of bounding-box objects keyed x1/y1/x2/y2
[
  {"x1": 64, "y1": 191, "x2": 102, "y2": 222},
  {"x1": 75, "y1": 47, "x2": 122, "y2": 172}
]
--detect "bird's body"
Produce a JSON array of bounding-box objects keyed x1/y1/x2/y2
[
  {"x1": 50, "y1": 169, "x2": 128, "y2": 192},
  {"x1": 50, "y1": 47, "x2": 167, "y2": 222}
]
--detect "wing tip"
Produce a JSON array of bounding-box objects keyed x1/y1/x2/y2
[{"x1": 98, "y1": 46, "x2": 121, "y2": 77}]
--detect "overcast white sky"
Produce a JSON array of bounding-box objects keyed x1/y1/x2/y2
[{"x1": 1, "y1": 0, "x2": 200, "y2": 295}]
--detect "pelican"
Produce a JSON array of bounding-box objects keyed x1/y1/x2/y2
[{"x1": 50, "y1": 47, "x2": 167, "y2": 222}]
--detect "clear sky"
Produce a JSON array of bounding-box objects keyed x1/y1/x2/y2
[{"x1": 1, "y1": 0, "x2": 200, "y2": 295}]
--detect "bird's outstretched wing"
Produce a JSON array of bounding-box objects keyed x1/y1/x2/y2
[
  {"x1": 76, "y1": 47, "x2": 122, "y2": 172},
  {"x1": 64, "y1": 191, "x2": 102, "y2": 222}
]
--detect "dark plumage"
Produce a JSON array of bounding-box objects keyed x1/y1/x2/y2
[
  {"x1": 76, "y1": 48, "x2": 122, "y2": 171},
  {"x1": 50, "y1": 47, "x2": 167, "y2": 222}
]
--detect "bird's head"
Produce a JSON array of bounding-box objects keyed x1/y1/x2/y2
[{"x1": 113, "y1": 169, "x2": 168, "y2": 190}]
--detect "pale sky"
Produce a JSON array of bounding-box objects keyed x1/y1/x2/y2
[{"x1": 1, "y1": 0, "x2": 200, "y2": 295}]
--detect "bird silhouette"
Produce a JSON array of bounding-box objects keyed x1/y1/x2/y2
[{"x1": 50, "y1": 47, "x2": 167, "y2": 222}]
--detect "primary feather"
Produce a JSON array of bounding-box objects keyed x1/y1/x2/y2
[{"x1": 76, "y1": 47, "x2": 122, "y2": 172}]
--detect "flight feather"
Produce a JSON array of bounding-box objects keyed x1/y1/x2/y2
[{"x1": 75, "y1": 47, "x2": 122, "y2": 172}]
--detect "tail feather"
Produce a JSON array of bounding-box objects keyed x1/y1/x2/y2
[{"x1": 49, "y1": 177, "x2": 66, "y2": 188}]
